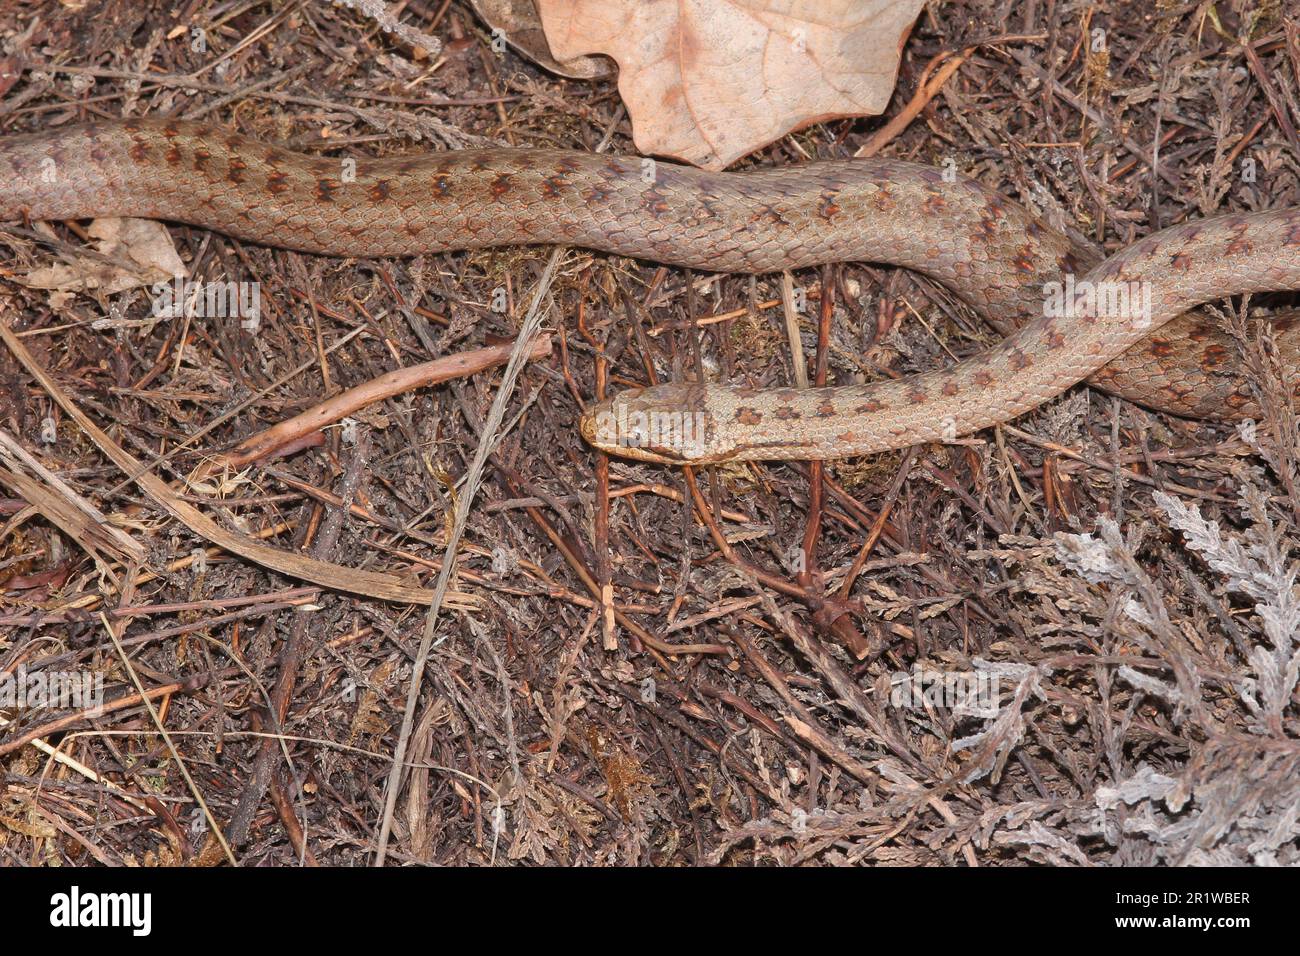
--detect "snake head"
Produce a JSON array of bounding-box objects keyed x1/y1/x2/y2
[{"x1": 580, "y1": 383, "x2": 725, "y2": 465}]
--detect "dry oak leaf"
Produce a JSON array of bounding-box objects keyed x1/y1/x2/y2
[
  {"x1": 535, "y1": 0, "x2": 925, "y2": 169},
  {"x1": 469, "y1": 0, "x2": 613, "y2": 79},
  {"x1": 21, "y1": 217, "x2": 186, "y2": 297}
]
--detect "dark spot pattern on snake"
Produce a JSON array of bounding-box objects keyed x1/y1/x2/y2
[
  {"x1": 542, "y1": 175, "x2": 567, "y2": 199},
  {"x1": 1201, "y1": 343, "x2": 1229, "y2": 370},
  {"x1": 818, "y1": 190, "x2": 840, "y2": 220},
  {"x1": 0, "y1": 118, "x2": 1294, "y2": 454}
]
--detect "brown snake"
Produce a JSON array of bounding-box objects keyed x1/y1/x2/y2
[{"x1": 1, "y1": 118, "x2": 1299, "y2": 463}]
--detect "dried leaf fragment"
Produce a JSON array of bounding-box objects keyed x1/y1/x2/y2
[{"x1": 536, "y1": 0, "x2": 926, "y2": 168}]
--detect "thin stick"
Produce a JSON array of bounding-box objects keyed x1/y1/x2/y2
[
  {"x1": 207, "y1": 335, "x2": 552, "y2": 474},
  {"x1": 373, "y1": 249, "x2": 563, "y2": 867}
]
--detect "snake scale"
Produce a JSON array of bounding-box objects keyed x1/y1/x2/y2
[{"x1": 1, "y1": 118, "x2": 1299, "y2": 463}]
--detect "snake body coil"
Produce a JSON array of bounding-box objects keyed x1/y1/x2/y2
[{"x1": 1, "y1": 118, "x2": 1298, "y2": 462}]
